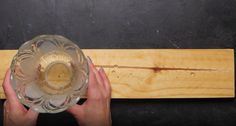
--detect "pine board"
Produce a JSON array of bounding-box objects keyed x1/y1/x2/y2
[{"x1": 0, "y1": 49, "x2": 234, "y2": 99}]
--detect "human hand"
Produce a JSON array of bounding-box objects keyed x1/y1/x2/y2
[
  {"x1": 2, "y1": 69, "x2": 39, "y2": 126},
  {"x1": 67, "y1": 57, "x2": 112, "y2": 126}
]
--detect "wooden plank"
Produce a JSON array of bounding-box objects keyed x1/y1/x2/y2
[{"x1": 0, "y1": 49, "x2": 234, "y2": 99}]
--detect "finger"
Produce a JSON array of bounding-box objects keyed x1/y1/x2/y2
[
  {"x1": 98, "y1": 67, "x2": 111, "y2": 95},
  {"x1": 108, "y1": 110, "x2": 112, "y2": 126},
  {"x1": 3, "y1": 100, "x2": 9, "y2": 125},
  {"x1": 67, "y1": 104, "x2": 84, "y2": 119},
  {"x1": 87, "y1": 58, "x2": 98, "y2": 89},
  {"x1": 98, "y1": 67, "x2": 105, "y2": 89},
  {"x1": 2, "y1": 69, "x2": 19, "y2": 104},
  {"x1": 87, "y1": 56, "x2": 103, "y2": 87}
]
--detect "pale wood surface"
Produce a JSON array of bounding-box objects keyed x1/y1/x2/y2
[{"x1": 0, "y1": 49, "x2": 234, "y2": 99}]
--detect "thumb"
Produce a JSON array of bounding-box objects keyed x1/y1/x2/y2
[
  {"x1": 26, "y1": 108, "x2": 39, "y2": 124},
  {"x1": 26, "y1": 108, "x2": 39, "y2": 119},
  {"x1": 67, "y1": 104, "x2": 84, "y2": 119}
]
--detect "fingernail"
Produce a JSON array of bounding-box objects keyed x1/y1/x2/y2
[
  {"x1": 98, "y1": 67, "x2": 103, "y2": 72},
  {"x1": 98, "y1": 67, "x2": 102, "y2": 72},
  {"x1": 3, "y1": 100, "x2": 7, "y2": 107},
  {"x1": 87, "y1": 56, "x2": 93, "y2": 63},
  {"x1": 100, "y1": 67, "x2": 105, "y2": 73}
]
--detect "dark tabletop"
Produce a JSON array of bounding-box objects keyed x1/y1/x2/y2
[{"x1": 0, "y1": 0, "x2": 236, "y2": 126}]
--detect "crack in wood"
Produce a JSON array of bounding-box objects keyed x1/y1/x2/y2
[{"x1": 95, "y1": 65, "x2": 215, "y2": 73}]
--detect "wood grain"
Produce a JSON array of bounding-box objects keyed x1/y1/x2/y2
[{"x1": 0, "y1": 49, "x2": 234, "y2": 99}]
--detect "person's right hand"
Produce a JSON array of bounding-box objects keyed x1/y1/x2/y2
[{"x1": 67, "y1": 57, "x2": 112, "y2": 126}]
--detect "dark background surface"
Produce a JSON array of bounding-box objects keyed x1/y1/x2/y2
[{"x1": 0, "y1": 0, "x2": 236, "y2": 126}]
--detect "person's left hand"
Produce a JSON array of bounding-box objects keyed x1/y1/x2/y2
[{"x1": 2, "y1": 69, "x2": 39, "y2": 126}]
